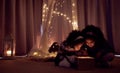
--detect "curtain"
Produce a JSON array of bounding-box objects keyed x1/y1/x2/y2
[
  {"x1": 77, "y1": 0, "x2": 120, "y2": 54},
  {"x1": 40, "y1": 0, "x2": 79, "y2": 54},
  {"x1": 0, "y1": 0, "x2": 42, "y2": 56},
  {"x1": 111, "y1": 0, "x2": 120, "y2": 54},
  {"x1": 0, "y1": 0, "x2": 120, "y2": 56}
]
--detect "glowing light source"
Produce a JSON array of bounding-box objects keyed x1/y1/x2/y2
[
  {"x1": 33, "y1": 52, "x2": 39, "y2": 56},
  {"x1": 64, "y1": 14, "x2": 66, "y2": 17},
  {"x1": 48, "y1": 21, "x2": 51, "y2": 24},
  {"x1": 43, "y1": 4, "x2": 47, "y2": 8},
  {"x1": 69, "y1": 20, "x2": 72, "y2": 23},
  {"x1": 77, "y1": 56, "x2": 94, "y2": 59},
  {"x1": 3, "y1": 34, "x2": 15, "y2": 57},
  {"x1": 60, "y1": 13, "x2": 63, "y2": 16},
  {"x1": 46, "y1": 7, "x2": 49, "y2": 10},
  {"x1": 72, "y1": 3, "x2": 75, "y2": 7},
  {"x1": 72, "y1": 21, "x2": 78, "y2": 30},
  {"x1": 41, "y1": 0, "x2": 79, "y2": 56},
  {"x1": 6, "y1": 50, "x2": 12, "y2": 56},
  {"x1": 52, "y1": 11, "x2": 73, "y2": 24},
  {"x1": 42, "y1": 19, "x2": 44, "y2": 22},
  {"x1": 49, "y1": 52, "x2": 57, "y2": 57}
]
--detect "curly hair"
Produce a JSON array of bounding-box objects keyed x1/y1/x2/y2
[
  {"x1": 64, "y1": 30, "x2": 84, "y2": 47},
  {"x1": 81, "y1": 25, "x2": 105, "y2": 41}
]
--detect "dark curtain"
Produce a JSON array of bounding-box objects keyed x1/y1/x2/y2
[
  {"x1": 0, "y1": 0, "x2": 42, "y2": 56},
  {"x1": 77, "y1": 0, "x2": 120, "y2": 54}
]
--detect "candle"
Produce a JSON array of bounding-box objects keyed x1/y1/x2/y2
[{"x1": 6, "y1": 50, "x2": 12, "y2": 56}]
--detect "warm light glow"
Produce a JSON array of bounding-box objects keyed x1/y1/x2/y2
[
  {"x1": 48, "y1": 38, "x2": 55, "y2": 47},
  {"x1": 42, "y1": 19, "x2": 44, "y2": 22},
  {"x1": 43, "y1": 10, "x2": 45, "y2": 13},
  {"x1": 42, "y1": 14, "x2": 45, "y2": 17},
  {"x1": 57, "y1": 12, "x2": 60, "y2": 15},
  {"x1": 72, "y1": 3, "x2": 75, "y2": 7},
  {"x1": 77, "y1": 56, "x2": 94, "y2": 59},
  {"x1": 64, "y1": 14, "x2": 66, "y2": 17},
  {"x1": 60, "y1": 13, "x2": 63, "y2": 16},
  {"x1": 46, "y1": 7, "x2": 49, "y2": 10},
  {"x1": 72, "y1": 21, "x2": 78, "y2": 30},
  {"x1": 69, "y1": 20, "x2": 72, "y2": 23},
  {"x1": 72, "y1": 10, "x2": 74, "y2": 13},
  {"x1": 72, "y1": 16, "x2": 75, "y2": 19},
  {"x1": 52, "y1": 11, "x2": 73, "y2": 24},
  {"x1": 43, "y1": 4, "x2": 47, "y2": 8},
  {"x1": 49, "y1": 52, "x2": 57, "y2": 57},
  {"x1": 33, "y1": 52, "x2": 39, "y2": 56},
  {"x1": 6, "y1": 50, "x2": 12, "y2": 56},
  {"x1": 53, "y1": 11, "x2": 56, "y2": 13},
  {"x1": 48, "y1": 21, "x2": 51, "y2": 24},
  {"x1": 66, "y1": 17, "x2": 69, "y2": 20},
  {"x1": 41, "y1": 0, "x2": 79, "y2": 55}
]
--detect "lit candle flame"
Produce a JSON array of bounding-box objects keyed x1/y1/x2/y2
[{"x1": 6, "y1": 50, "x2": 12, "y2": 56}]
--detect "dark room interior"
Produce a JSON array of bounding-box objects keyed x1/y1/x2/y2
[{"x1": 0, "y1": 0, "x2": 120, "y2": 73}]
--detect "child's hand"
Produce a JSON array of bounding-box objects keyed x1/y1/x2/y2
[
  {"x1": 82, "y1": 50, "x2": 88, "y2": 56},
  {"x1": 74, "y1": 48, "x2": 80, "y2": 51}
]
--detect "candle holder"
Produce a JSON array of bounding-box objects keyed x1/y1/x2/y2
[{"x1": 2, "y1": 34, "x2": 15, "y2": 60}]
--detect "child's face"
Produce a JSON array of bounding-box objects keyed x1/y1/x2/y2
[
  {"x1": 85, "y1": 39, "x2": 95, "y2": 48},
  {"x1": 74, "y1": 43, "x2": 84, "y2": 51}
]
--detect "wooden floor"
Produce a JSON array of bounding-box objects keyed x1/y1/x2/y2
[{"x1": 0, "y1": 57, "x2": 120, "y2": 73}]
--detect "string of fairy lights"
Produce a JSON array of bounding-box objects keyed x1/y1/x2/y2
[
  {"x1": 42, "y1": 0, "x2": 78, "y2": 47},
  {"x1": 52, "y1": 11, "x2": 72, "y2": 24},
  {"x1": 31, "y1": 0, "x2": 79, "y2": 57},
  {"x1": 42, "y1": 0, "x2": 78, "y2": 30}
]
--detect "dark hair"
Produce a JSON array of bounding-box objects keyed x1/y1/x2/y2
[
  {"x1": 65, "y1": 30, "x2": 85, "y2": 47},
  {"x1": 48, "y1": 42, "x2": 59, "y2": 53},
  {"x1": 82, "y1": 25, "x2": 105, "y2": 41},
  {"x1": 83, "y1": 31, "x2": 97, "y2": 42}
]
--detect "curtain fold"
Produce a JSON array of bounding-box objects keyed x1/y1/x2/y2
[
  {"x1": 0, "y1": 0, "x2": 42, "y2": 56},
  {"x1": 111, "y1": 0, "x2": 120, "y2": 54},
  {"x1": 15, "y1": 0, "x2": 27, "y2": 55},
  {"x1": 0, "y1": 0, "x2": 5, "y2": 56}
]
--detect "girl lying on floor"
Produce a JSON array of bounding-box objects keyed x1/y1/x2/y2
[
  {"x1": 81, "y1": 25, "x2": 115, "y2": 68},
  {"x1": 53, "y1": 30, "x2": 85, "y2": 69}
]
